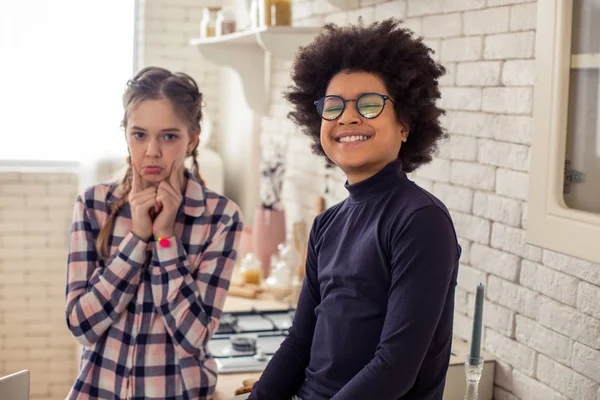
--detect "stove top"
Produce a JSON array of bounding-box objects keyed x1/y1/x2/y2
[{"x1": 209, "y1": 308, "x2": 296, "y2": 373}]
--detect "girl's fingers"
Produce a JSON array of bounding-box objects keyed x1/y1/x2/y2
[
  {"x1": 136, "y1": 196, "x2": 158, "y2": 212},
  {"x1": 130, "y1": 188, "x2": 156, "y2": 204},
  {"x1": 130, "y1": 161, "x2": 143, "y2": 193}
]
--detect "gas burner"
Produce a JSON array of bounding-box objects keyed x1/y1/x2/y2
[{"x1": 209, "y1": 308, "x2": 295, "y2": 373}]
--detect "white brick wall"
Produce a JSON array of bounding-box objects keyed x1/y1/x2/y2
[
  {"x1": 520, "y1": 260, "x2": 580, "y2": 306},
  {"x1": 487, "y1": 276, "x2": 538, "y2": 318},
  {"x1": 463, "y1": 7, "x2": 510, "y2": 35},
  {"x1": 0, "y1": 169, "x2": 79, "y2": 399},
  {"x1": 482, "y1": 87, "x2": 533, "y2": 114},
  {"x1": 485, "y1": 328, "x2": 536, "y2": 376},
  {"x1": 511, "y1": 369, "x2": 570, "y2": 400},
  {"x1": 470, "y1": 243, "x2": 520, "y2": 281},
  {"x1": 509, "y1": 3, "x2": 537, "y2": 31},
  {"x1": 422, "y1": 13, "x2": 461, "y2": 38},
  {"x1": 477, "y1": 139, "x2": 530, "y2": 171},
  {"x1": 537, "y1": 355, "x2": 599, "y2": 399},
  {"x1": 502, "y1": 60, "x2": 536, "y2": 86},
  {"x1": 484, "y1": 31, "x2": 535, "y2": 59},
  {"x1": 438, "y1": 134, "x2": 477, "y2": 161},
  {"x1": 432, "y1": 182, "x2": 473, "y2": 212},
  {"x1": 514, "y1": 315, "x2": 573, "y2": 365},
  {"x1": 441, "y1": 37, "x2": 483, "y2": 61},
  {"x1": 455, "y1": 61, "x2": 501, "y2": 86},
  {"x1": 491, "y1": 223, "x2": 542, "y2": 261},
  {"x1": 538, "y1": 298, "x2": 600, "y2": 349},
  {"x1": 473, "y1": 192, "x2": 522, "y2": 227},
  {"x1": 572, "y1": 343, "x2": 600, "y2": 383},
  {"x1": 450, "y1": 161, "x2": 495, "y2": 190}
]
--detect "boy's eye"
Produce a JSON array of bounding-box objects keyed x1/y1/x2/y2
[
  {"x1": 360, "y1": 103, "x2": 380, "y2": 109},
  {"x1": 133, "y1": 132, "x2": 145, "y2": 139},
  {"x1": 165, "y1": 134, "x2": 178, "y2": 141}
]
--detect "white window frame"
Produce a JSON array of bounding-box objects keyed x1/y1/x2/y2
[{"x1": 527, "y1": 0, "x2": 600, "y2": 264}]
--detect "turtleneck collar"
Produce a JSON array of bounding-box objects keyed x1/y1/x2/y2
[{"x1": 345, "y1": 158, "x2": 406, "y2": 204}]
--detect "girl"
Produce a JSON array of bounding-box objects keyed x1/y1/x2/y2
[{"x1": 65, "y1": 66, "x2": 243, "y2": 399}]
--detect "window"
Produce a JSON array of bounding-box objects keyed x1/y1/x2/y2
[
  {"x1": 528, "y1": 0, "x2": 600, "y2": 264},
  {"x1": 0, "y1": 1, "x2": 136, "y2": 163}
]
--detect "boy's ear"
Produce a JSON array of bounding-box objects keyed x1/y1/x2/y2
[{"x1": 399, "y1": 120, "x2": 410, "y2": 143}]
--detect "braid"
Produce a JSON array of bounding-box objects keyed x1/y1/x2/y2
[
  {"x1": 96, "y1": 157, "x2": 133, "y2": 260},
  {"x1": 190, "y1": 147, "x2": 205, "y2": 186}
]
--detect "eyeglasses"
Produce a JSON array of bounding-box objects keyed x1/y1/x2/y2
[{"x1": 314, "y1": 92, "x2": 395, "y2": 121}]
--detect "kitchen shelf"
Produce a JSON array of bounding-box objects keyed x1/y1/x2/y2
[
  {"x1": 190, "y1": 26, "x2": 320, "y2": 115},
  {"x1": 570, "y1": 53, "x2": 600, "y2": 69}
]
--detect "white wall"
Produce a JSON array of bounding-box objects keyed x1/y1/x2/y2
[{"x1": 0, "y1": 166, "x2": 79, "y2": 399}]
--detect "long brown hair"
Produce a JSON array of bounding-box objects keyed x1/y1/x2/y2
[{"x1": 97, "y1": 66, "x2": 205, "y2": 260}]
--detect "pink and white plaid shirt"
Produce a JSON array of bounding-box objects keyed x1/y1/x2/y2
[{"x1": 65, "y1": 170, "x2": 243, "y2": 399}]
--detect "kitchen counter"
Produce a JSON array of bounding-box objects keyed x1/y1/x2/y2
[{"x1": 211, "y1": 296, "x2": 495, "y2": 400}]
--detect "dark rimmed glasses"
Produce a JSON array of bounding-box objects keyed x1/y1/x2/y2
[{"x1": 314, "y1": 92, "x2": 395, "y2": 121}]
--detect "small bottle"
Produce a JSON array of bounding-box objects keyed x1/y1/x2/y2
[
  {"x1": 200, "y1": 7, "x2": 220, "y2": 38},
  {"x1": 258, "y1": 0, "x2": 272, "y2": 27},
  {"x1": 271, "y1": 0, "x2": 292, "y2": 26},
  {"x1": 265, "y1": 234, "x2": 298, "y2": 300},
  {"x1": 239, "y1": 253, "x2": 263, "y2": 285}
]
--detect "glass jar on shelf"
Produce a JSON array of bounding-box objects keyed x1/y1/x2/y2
[
  {"x1": 216, "y1": 7, "x2": 237, "y2": 36},
  {"x1": 199, "y1": 7, "x2": 220, "y2": 38},
  {"x1": 271, "y1": 0, "x2": 292, "y2": 26}
]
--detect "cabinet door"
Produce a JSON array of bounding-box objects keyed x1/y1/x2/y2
[{"x1": 563, "y1": 0, "x2": 600, "y2": 213}]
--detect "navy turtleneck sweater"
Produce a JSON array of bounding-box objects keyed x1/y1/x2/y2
[{"x1": 248, "y1": 159, "x2": 461, "y2": 400}]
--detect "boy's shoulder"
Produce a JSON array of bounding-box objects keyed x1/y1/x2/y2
[{"x1": 401, "y1": 178, "x2": 451, "y2": 217}]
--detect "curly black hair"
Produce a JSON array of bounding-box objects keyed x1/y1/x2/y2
[{"x1": 284, "y1": 18, "x2": 447, "y2": 173}]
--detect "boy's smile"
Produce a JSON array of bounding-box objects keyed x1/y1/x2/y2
[{"x1": 320, "y1": 71, "x2": 408, "y2": 185}]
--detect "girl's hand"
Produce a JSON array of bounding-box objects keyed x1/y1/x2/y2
[
  {"x1": 153, "y1": 160, "x2": 184, "y2": 239},
  {"x1": 129, "y1": 163, "x2": 158, "y2": 242}
]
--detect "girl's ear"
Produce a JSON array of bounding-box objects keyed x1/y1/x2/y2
[{"x1": 187, "y1": 128, "x2": 200, "y2": 154}]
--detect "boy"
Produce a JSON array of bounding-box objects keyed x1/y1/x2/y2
[{"x1": 248, "y1": 19, "x2": 460, "y2": 400}]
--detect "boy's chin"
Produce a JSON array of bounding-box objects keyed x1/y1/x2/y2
[
  {"x1": 335, "y1": 157, "x2": 396, "y2": 179},
  {"x1": 334, "y1": 157, "x2": 372, "y2": 172}
]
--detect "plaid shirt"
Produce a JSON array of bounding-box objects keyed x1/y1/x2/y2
[{"x1": 65, "y1": 171, "x2": 243, "y2": 400}]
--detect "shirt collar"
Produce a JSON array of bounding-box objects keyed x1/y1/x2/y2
[
  {"x1": 344, "y1": 158, "x2": 405, "y2": 204},
  {"x1": 180, "y1": 169, "x2": 205, "y2": 217}
]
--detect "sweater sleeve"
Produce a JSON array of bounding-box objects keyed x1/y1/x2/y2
[
  {"x1": 247, "y1": 222, "x2": 321, "y2": 400},
  {"x1": 331, "y1": 205, "x2": 459, "y2": 400}
]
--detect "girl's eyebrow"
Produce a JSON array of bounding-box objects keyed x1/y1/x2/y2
[{"x1": 130, "y1": 125, "x2": 181, "y2": 133}]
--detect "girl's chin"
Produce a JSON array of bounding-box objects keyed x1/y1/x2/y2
[{"x1": 142, "y1": 175, "x2": 165, "y2": 186}]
